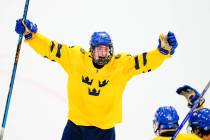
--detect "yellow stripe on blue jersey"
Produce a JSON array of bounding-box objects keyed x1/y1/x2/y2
[
  {"x1": 25, "y1": 33, "x2": 171, "y2": 129},
  {"x1": 152, "y1": 133, "x2": 202, "y2": 140}
]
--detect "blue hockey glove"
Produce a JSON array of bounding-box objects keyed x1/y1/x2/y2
[
  {"x1": 158, "y1": 31, "x2": 178, "y2": 55},
  {"x1": 176, "y1": 85, "x2": 205, "y2": 108},
  {"x1": 15, "y1": 18, "x2": 38, "y2": 40}
]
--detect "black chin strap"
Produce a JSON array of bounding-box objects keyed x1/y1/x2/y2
[
  {"x1": 159, "y1": 131, "x2": 176, "y2": 137},
  {"x1": 93, "y1": 61, "x2": 104, "y2": 69}
]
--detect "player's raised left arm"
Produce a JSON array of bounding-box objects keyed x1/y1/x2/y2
[{"x1": 124, "y1": 31, "x2": 178, "y2": 76}]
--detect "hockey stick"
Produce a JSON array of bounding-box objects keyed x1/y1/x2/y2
[
  {"x1": 171, "y1": 80, "x2": 210, "y2": 140},
  {"x1": 0, "y1": 0, "x2": 30, "y2": 139}
]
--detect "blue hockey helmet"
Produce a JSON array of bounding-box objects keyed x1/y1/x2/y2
[
  {"x1": 90, "y1": 32, "x2": 113, "y2": 47},
  {"x1": 153, "y1": 106, "x2": 179, "y2": 135},
  {"x1": 189, "y1": 108, "x2": 210, "y2": 136}
]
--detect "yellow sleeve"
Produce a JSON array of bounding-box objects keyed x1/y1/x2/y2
[
  {"x1": 121, "y1": 49, "x2": 171, "y2": 79},
  {"x1": 24, "y1": 33, "x2": 80, "y2": 73}
]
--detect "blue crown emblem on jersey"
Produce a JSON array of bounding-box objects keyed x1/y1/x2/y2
[
  {"x1": 99, "y1": 80, "x2": 109, "y2": 87},
  {"x1": 82, "y1": 76, "x2": 93, "y2": 85},
  {"x1": 89, "y1": 88, "x2": 100, "y2": 96}
]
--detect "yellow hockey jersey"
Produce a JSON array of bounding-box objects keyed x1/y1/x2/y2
[
  {"x1": 25, "y1": 33, "x2": 171, "y2": 129},
  {"x1": 152, "y1": 133, "x2": 202, "y2": 140}
]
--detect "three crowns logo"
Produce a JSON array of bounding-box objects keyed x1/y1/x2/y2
[{"x1": 82, "y1": 75, "x2": 109, "y2": 96}]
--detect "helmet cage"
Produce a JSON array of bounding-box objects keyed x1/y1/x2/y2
[{"x1": 90, "y1": 45, "x2": 114, "y2": 65}]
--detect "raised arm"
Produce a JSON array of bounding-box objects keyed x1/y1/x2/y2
[
  {"x1": 176, "y1": 85, "x2": 205, "y2": 110},
  {"x1": 122, "y1": 31, "x2": 178, "y2": 79},
  {"x1": 15, "y1": 18, "x2": 79, "y2": 73}
]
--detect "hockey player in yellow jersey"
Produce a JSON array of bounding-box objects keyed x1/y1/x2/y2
[
  {"x1": 15, "y1": 18, "x2": 178, "y2": 140},
  {"x1": 152, "y1": 106, "x2": 202, "y2": 140}
]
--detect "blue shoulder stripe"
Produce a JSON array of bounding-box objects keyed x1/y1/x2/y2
[
  {"x1": 56, "y1": 43, "x2": 62, "y2": 58},
  {"x1": 143, "y1": 52, "x2": 147, "y2": 66},
  {"x1": 50, "y1": 41, "x2": 55, "y2": 52},
  {"x1": 134, "y1": 56, "x2": 140, "y2": 70}
]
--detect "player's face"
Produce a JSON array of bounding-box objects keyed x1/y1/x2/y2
[
  {"x1": 94, "y1": 45, "x2": 110, "y2": 58},
  {"x1": 93, "y1": 45, "x2": 110, "y2": 65}
]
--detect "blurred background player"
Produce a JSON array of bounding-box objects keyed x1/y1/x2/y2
[
  {"x1": 152, "y1": 106, "x2": 201, "y2": 140},
  {"x1": 188, "y1": 108, "x2": 210, "y2": 140}
]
